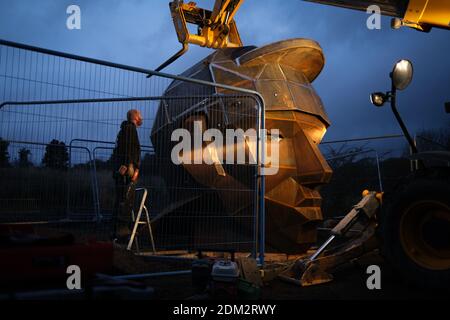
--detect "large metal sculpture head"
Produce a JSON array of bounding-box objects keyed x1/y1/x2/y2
[{"x1": 151, "y1": 39, "x2": 332, "y2": 253}]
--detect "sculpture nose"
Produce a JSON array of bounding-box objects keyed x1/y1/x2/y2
[{"x1": 293, "y1": 125, "x2": 332, "y2": 187}]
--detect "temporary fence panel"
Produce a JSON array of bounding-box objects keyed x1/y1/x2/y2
[{"x1": 0, "y1": 39, "x2": 264, "y2": 257}]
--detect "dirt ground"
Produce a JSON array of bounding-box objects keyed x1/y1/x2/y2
[{"x1": 112, "y1": 248, "x2": 450, "y2": 300}]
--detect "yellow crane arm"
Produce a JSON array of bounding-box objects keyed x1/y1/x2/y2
[
  {"x1": 153, "y1": 0, "x2": 243, "y2": 72},
  {"x1": 170, "y1": 0, "x2": 243, "y2": 49},
  {"x1": 155, "y1": 0, "x2": 449, "y2": 72},
  {"x1": 398, "y1": 0, "x2": 450, "y2": 32},
  {"x1": 304, "y1": 0, "x2": 450, "y2": 32}
]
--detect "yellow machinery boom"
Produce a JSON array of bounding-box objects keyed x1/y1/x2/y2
[
  {"x1": 304, "y1": 0, "x2": 450, "y2": 32},
  {"x1": 170, "y1": 0, "x2": 243, "y2": 48},
  {"x1": 154, "y1": 0, "x2": 244, "y2": 71},
  {"x1": 397, "y1": 0, "x2": 450, "y2": 31},
  {"x1": 155, "y1": 0, "x2": 449, "y2": 71}
]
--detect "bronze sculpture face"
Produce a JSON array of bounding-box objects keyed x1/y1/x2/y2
[{"x1": 151, "y1": 39, "x2": 332, "y2": 253}]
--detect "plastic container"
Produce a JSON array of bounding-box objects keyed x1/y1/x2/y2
[{"x1": 211, "y1": 260, "x2": 239, "y2": 282}]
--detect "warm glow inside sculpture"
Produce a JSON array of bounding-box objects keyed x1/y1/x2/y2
[{"x1": 151, "y1": 39, "x2": 333, "y2": 253}]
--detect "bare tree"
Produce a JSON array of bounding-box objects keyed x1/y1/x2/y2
[
  {"x1": 324, "y1": 142, "x2": 371, "y2": 168},
  {"x1": 415, "y1": 126, "x2": 450, "y2": 152}
]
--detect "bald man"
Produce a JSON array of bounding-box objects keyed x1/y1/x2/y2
[{"x1": 112, "y1": 109, "x2": 143, "y2": 241}]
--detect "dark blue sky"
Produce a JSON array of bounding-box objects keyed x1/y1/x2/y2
[{"x1": 0, "y1": 0, "x2": 449, "y2": 142}]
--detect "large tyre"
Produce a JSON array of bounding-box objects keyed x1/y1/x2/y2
[{"x1": 380, "y1": 169, "x2": 450, "y2": 289}]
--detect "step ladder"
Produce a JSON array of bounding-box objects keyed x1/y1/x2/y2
[{"x1": 127, "y1": 188, "x2": 156, "y2": 254}]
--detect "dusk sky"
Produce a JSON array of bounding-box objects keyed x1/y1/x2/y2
[{"x1": 0, "y1": 0, "x2": 449, "y2": 142}]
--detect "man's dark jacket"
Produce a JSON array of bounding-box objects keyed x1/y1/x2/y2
[{"x1": 113, "y1": 121, "x2": 141, "y2": 176}]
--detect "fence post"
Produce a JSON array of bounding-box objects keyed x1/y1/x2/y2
[{"x1": 255, "y1": 95, "x2": 266, "y2": 266}]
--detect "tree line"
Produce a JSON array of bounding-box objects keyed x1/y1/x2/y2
[{"x1": 0, "y1": 138, "x2": 69, "y2": 169}]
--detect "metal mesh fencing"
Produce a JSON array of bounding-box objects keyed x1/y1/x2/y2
[
  {"x1": 319, "y1": 132, "x2": 450, "y2": 220},
  {"x1": 0, "y1": 39, "x2": 264, "y2": 257},
  {"x1": 319, "y1": 135, "x2": 407, "y2": 219}
]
